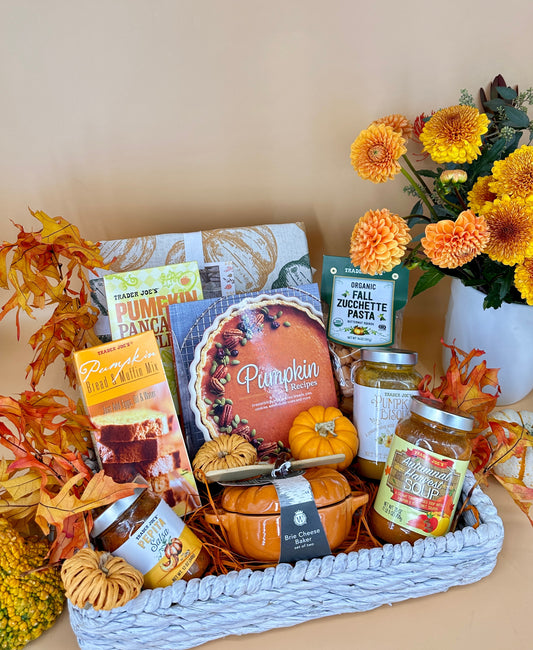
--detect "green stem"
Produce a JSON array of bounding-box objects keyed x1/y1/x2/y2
[
  {"x1": 402, "y1": 154, "x2": 433, "y2": 195},
  {"x1": 400, "y1": 166, "x2": 439, "y2": 221},
  {"x1": 434, "y1": 186, "x2": 464, "y2": 213},
  {"x1": 453, "y1": 187, "x2": 468, "y2": 210}
]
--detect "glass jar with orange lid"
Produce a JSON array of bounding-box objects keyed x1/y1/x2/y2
[
  {"x1": 352, "y1": 347, "x2": 421, "y2": 480},
  {"x1": 369, "y1": 396, "x2": 474, "y2": 544},
  {"x1": 91, "y1": 477, "x2": 209, "y2": 589}
]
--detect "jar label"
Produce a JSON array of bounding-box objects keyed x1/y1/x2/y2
[
  {"x1": 353, "y1": 384, "x2": 417, "y2": 462},
  {"x1": 373, "y1": 435, "x2": 469, "y2": 537},
  {"x1": 111, "y1": 499, "x2": 203, "y2": 588}
]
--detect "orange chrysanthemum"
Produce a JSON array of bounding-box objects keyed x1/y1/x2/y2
[
  {"x1": 481, "y1": 195, "x2": 533, "y2": 265},
  {"x1": 468, "y1": 175, "x2": 497, "y2": 213},
  {"x1": 421, "y1": 210, "x2": 489, "y2": 269},
  {"x1": 514, "y1": 257, "x2": 533, "y2": 305},
  {"x1": 372, "y1": 114, "x2": 413, "y2": 139},
  {"x1": 349, "y1": 209, "x2": 411, "y2": 275},
  {"x1": 490, "y1": 145, "x2": 533, "y2": 199},
  {"x1": 350, "y1": 123, "x2": 407, "y2": 183},
  {"x1": 419, "y1": 105, "x2": 489, "y2": 164}
]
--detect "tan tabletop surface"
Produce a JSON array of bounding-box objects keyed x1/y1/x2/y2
[{"x1": 6, "y1": 277, "x2": 532, "y2": 650}]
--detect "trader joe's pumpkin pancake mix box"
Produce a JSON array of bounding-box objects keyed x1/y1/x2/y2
[
  {"x1": 169, "y1": 284, "x2": 338, "y2": 457},
  {"x1": 90, "y1": 222, "x2": 312, "y2": 341},
  {"x1": 73, "y1": 331, "x2": 200, "y2": 516},
  {"x1": 104, "y1": 261, "x2": 203, "y2": 403}
]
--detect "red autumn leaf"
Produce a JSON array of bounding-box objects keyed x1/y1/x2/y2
[
  {"x1": 418, "y1": 341, "x2": 500, "y2": 433},
  {"x1": 48, "y1": 513, "x2": 93, "y2": 563},
  {"x1": 469, "y1": 434, "x2": 493, "y2": 477}
]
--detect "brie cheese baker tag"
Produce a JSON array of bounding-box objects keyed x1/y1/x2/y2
[{"x1": 272, "y1": 474, "x2": 331, "y2": 563}]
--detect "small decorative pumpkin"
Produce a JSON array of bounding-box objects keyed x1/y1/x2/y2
[
  {"x1": 61, "y1": 548, "x2": 143, "y2": 610},
  {"x1": 193, "y1": 433, "x2": 258, "y2": 478},
  {"x1": 288, "y1": 405, "x2": 359, "y2": 470}
]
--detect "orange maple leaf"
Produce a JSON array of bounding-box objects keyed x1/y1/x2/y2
[
  {"x1": 418, "y1": 340, "x2": 500, "y2": 433},
  {"x1": 35, "y1": 471, "x2": 140, "y2": 543}
]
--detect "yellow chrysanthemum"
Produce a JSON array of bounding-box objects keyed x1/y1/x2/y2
[
  {"x1": 371, "y1": 114, "x2": 413, "y2": 139},
  {"x1": 490, "y1": 145, "x2": 533, "y2": 199},
  {"x1": 514, "y1": 257, "x2": 533, "y2": 305},
  {"x1": 350, "y1": 123, "x2": 407, "y2": 183},
  {"x1": 468, "y1": 175, "x2": 497, "y2": 213},
  {"x1": 419, "y1": 105, "x2": 489, "y2": 164},
  {"x1": 421, "y1": 210, "x2": 489, "y2": 269},
  {"x1": 349, "y1": 209, "x2": 411, "y2": 275},
  {"x1": 481, "y1": 195, "x2": 533, "y2": 265}
]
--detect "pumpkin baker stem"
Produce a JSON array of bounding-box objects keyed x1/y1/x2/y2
[{"x1": 314, "y1": 418, "x2": 339, "y2": 437}]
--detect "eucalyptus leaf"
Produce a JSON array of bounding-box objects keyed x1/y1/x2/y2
[
  {"x1": 483, "y1": 98, "x2": 507, "y2": 111},
  {"x1": 405, "y1": 216, "x2": 429, "y2": 228},
  {"x1": 497, "y1": 86, "x2": 518, "y2": 101},
  {"x1": 411, "y1": 200, "x2": 423, "y2": 215},
  {"x1": 503, "y1": 105, "x2": 530, "y2": 128}
]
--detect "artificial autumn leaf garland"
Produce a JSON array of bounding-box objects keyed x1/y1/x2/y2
[{"x1": 0, "y1": 210, "x2": 138, "y2": 562}]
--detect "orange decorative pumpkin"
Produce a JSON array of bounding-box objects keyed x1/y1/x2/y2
[{"x1": 288, "y1": 405, "x2": 359, "y2": 470}]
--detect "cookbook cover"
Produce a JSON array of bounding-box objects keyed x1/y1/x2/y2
[
  {"x1": 73, "y1": 331, "x2": 201, "y2": 516},
  {"x1": 169, "y1": 284, "x2": 338, "y2": 457}
]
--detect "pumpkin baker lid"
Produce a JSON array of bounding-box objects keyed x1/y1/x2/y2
[{"x1": 219, "y1": 467, "x2": 352, "y2": 515}]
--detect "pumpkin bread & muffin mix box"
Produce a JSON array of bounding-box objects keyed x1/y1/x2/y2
[{"x1": 73, "y1": 330, "x2": 200, "y2": 516}]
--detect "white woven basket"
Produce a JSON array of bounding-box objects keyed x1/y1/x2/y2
[{"x1": 68, "y1": 473, "x2": 504, "y2": 650}]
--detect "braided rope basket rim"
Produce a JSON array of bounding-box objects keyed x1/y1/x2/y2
[{"x1": 68, "y1": 472, "x2": 504, "y2": 650}]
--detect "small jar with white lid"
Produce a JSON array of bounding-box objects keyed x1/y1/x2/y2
[{"x1": 352, "y1": 347, "x2": 421, "y2": 480}]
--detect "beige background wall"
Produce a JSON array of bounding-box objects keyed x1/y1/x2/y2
[
  {"x1": 2, "y1": 4, "x2": 533, "y2": 650},
  {"x1": 2, "y1": 0, "x2": 533, "y2": 264}
]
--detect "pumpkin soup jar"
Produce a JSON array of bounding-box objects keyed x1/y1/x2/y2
[
  {"x1": 352, "y1": 347, "x2": 421, "y2": 479},
  {"x1": 369, "y1": 396, "x2": 474, "y2": 544}
]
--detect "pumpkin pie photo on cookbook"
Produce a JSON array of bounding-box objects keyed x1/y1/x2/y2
[{"x1": 168, "y1": 285, "x2": 338, "y2": 458}]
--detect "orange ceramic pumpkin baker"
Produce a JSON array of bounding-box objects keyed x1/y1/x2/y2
[{"x1": 288, "y1": 405, "x2": 359, "y2": 471}]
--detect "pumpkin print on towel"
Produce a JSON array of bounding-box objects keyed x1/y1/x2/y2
[
  {"x1": 100, "y1": 236, "x2": 157, "y2": 272},
  {"x1": 166, "y1": 226, "x2": 278, "y2": 292}
]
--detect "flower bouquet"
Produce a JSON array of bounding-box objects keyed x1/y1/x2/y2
[{"x1": 349, "y1": 74, "x2": 533, "y2": 309}]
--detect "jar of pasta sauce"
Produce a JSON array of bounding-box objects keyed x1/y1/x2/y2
[
  {"x1": 352, "y1": 347, "x2": 421, "y2": 480},
  {"x1": 369, "y1": 396, "x2": 474, "y2": 544},
  {"x1": 91, "y1": 478, "x2": 209, "y2": 589}
]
